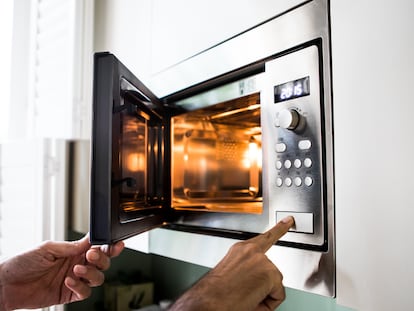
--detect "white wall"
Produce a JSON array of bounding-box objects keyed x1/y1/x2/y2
[
  {"x1": 94, "y1": 0, "x2": 153, "y2": 83},
  {"x1": 331, "y1": 1, "x2": 414, "y2": 310}
]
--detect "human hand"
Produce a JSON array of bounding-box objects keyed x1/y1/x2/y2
[
  {"x1": 0, "y1": 234, "x2": 124, "y2": 310},
  {"x1": 169, "y1": 216, "x2": 295, "y2": 311}
]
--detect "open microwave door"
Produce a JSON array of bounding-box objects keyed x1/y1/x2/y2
[{"x1": 91, "y1": 52, "x2": 168, "y2": 244}]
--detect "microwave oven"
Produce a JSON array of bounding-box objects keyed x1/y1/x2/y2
[{"x1": 90, "y1": 0, "x2": 335, "y2": 297}]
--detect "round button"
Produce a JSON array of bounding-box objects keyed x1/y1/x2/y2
[
  {"x1": 285, "y1": 177, "x2": 292, "y2": 187},
  {"x1": 276, "y1": 109, "x2": 300, "y2": 130},
  {"x1": 284, "y1": 159, "x2": 292, "y2": 169},
  {"x1": 276, "y1": 178, "x2": 283, "y2": 187},
  {"x1": 275, "y1": 143, "x2": 287, "y2": 153},
  {"x1": 304, "y1": 158, "x2": 312, "y2": 168},
  {"x1": 304, "y1": 176, "x2": 313, "y2": 186},
  {"x1": 276, "y1": 161, "x2": 283, "y2": 169},
  {"x1": 294, "y1": 159, "x2": 302, "y2": 168},
  {"x1": 294, "y1": 177, "x2": 302, "y2": 186}
]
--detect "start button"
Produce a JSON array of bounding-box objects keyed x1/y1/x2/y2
[{"x1": 276, "y1": 211, "x2": 314, "y2": 234}]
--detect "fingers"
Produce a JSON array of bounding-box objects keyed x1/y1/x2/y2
[
  {"x1": 65, "y1": 276, "x2": 92, "y2": 301},
  {"x1": 73, "y1": 264, "x2": 105, "y2": 287},
  {"x1": 265, "y1": 260, "x2": 285, "y2": 307},
  {"x1": 250, "y1": 216, "x2": 295, "y2": 252},
  {"x1": 68, "y1": 262, "x2": 106, "y2": 298},
  {"x1": 86, "y1": 248, "x2": 110, "y2": 271},
  {"x1": 40, "y1": 235, "x2": 91, "y2": 260},
  {"x1": 69, "y1": 241, "x2": 122, "y2": 295},
  {"x1": 253, "y1": 261, "x2": 286, "y2": 311},
  {"x1": 86, "y1": 240, "x2": 125, "y2": 271},
  {"x1": 258, "y1": 285, "x2": 286, "y2": 311},
  {"x1": 109, "y1": 240, "x2": 125, "y2": 257},
  {"x1": 100, "y1": 240, "x2": 125, "y2": 258}
]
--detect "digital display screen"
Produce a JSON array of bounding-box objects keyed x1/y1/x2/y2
[{"x1": 274, "y1": 76, "x2": 310, "y2": 103}]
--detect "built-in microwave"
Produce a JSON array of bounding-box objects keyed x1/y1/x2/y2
[{"x1": 90, "y1": 0, "x2": 335, "y2": 297}]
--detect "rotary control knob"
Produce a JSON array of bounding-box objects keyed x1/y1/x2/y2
[{"x1": 275, "y1": 109, "x2": 301, "y2": 130}]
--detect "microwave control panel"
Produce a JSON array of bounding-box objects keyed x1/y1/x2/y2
[{"x1": 262, "y1": 45, "x2": 328, "y2": 248}]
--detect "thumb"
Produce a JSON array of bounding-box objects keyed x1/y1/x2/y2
[{"x1": 44, "y1": 235, "x2": 91, "y2": 259}]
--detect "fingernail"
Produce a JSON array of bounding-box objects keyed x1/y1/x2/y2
[
  {"x1": 281, "y1": 216, "x2": 294, "y2": 224},
  {"x1": 101, "y1": 245, "x2": 110, "y2": 254}
]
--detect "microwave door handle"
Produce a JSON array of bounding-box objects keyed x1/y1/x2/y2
[
  {"x1": 120, "y1": 76, "x2": 155, "y2": 108},
  {"x1": 122, "y1": 89, "x2": 163, "y2": 119},
  {"x1": 122, "y1": 89, "x2": 151, "y2": 104}
]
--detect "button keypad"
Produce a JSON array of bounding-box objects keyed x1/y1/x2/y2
[{"x1": 275, "y1": 138, "x2": 314, "y2": 187}]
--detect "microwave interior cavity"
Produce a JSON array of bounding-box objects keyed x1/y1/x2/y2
[{"x1": 171, "y1": 92, "x2": 262, "y2": 214}]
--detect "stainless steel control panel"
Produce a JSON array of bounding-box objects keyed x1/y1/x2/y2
[{"x1": 262, "y1": 45, "x2": 327, "y2": 247}]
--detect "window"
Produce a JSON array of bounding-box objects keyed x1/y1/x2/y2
[
  {"x1": 0, "y1": 0, "x2": 13, "y2": 141},
  {"x1": 0, "y1": 2, "x2": 93, "y2": 310}
]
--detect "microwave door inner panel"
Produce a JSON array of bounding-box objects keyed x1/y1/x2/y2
[{"x1": 90, "y1": 53, "x2": 167, "y2": 244}]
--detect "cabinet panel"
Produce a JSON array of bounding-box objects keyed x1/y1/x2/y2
[
  {"x1": 331, "y1": 1, "x2": 414, "y2": 310},
  {"x1": 94, "y1": 0, "x2": 153, "y2": 84},
  {"x1": 150, "y1": 0, "x2": 307, "y2": 74}
]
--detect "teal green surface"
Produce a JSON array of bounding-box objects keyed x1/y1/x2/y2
[{"x1": 278, "y1": 287, "x2": 355, "y2": 311}]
